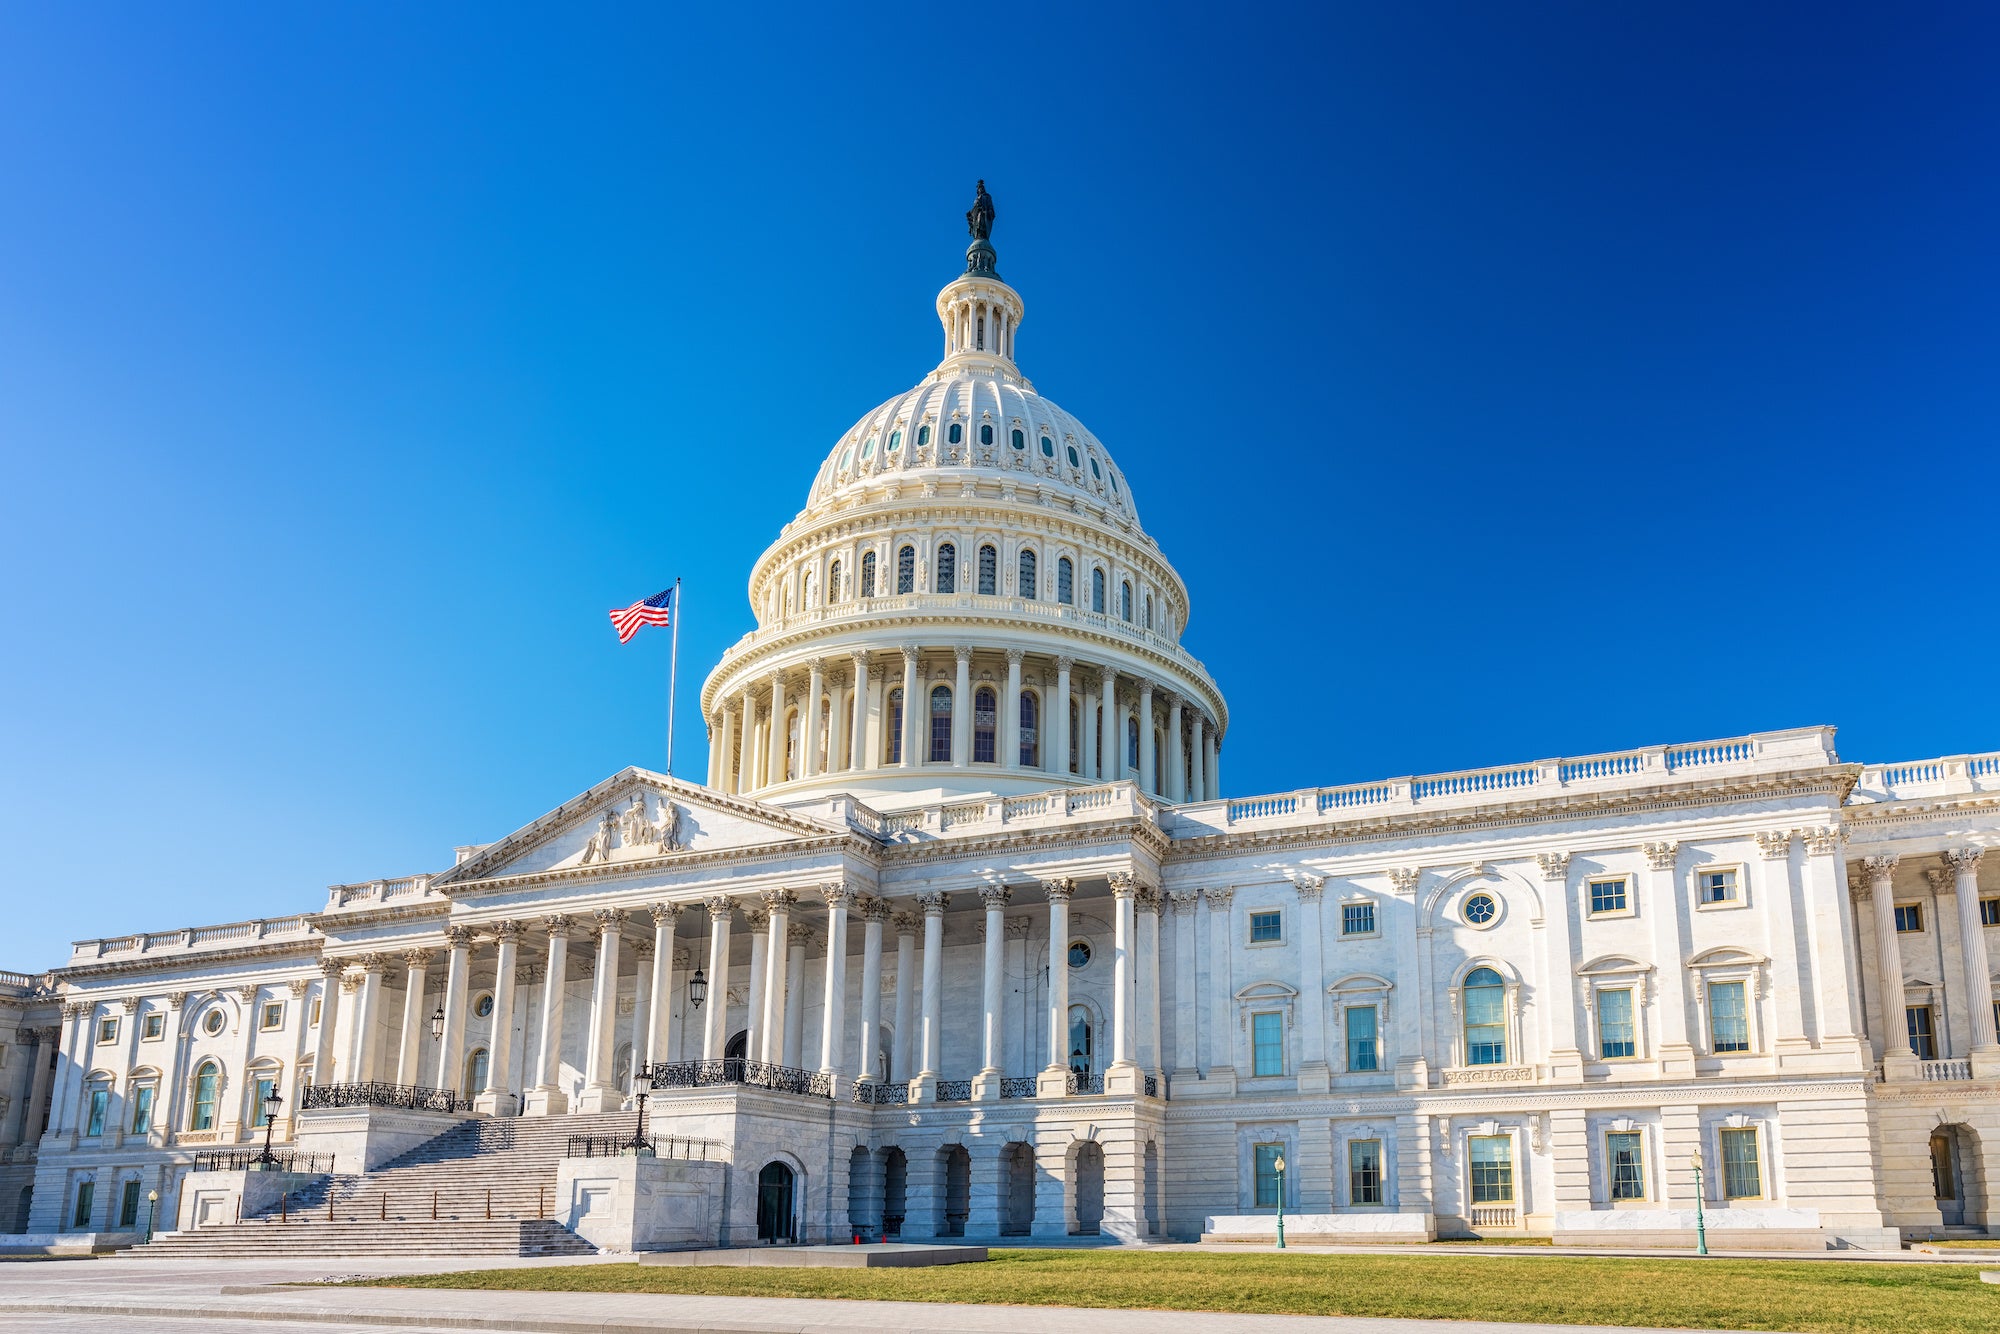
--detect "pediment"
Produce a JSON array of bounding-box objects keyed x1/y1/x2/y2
[{"x1": 438, "y1": 767, "x2": 846, "y2": 885}]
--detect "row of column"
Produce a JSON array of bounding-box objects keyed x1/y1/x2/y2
[
  {"x1": 707, "y1": 648, "x2": 1221, "y2": 802},
  {"x1": 1864, "y1": 848, "x2": 1995, "y2": 1066}
]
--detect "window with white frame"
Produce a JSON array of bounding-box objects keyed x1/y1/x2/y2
[
  {"x1": 1349, "y1": 1139, "x2": 1383, "y2": 1205},
  {"x1": 1598, "y1": 987, "x2": 1638, "y2": 1059},
  {"x1": 84, "y1": 1082, "x2": 110, "y2": 1137},
  {"x1": 1895, "y1": 904, "x2": 1924, "y2": 933},
  {"x1": 1341, "y1": 901, "x2": 1376, "y2": 936},
  {"x1": 141, "y1": 1013, "x2": 164, "y2": 1041},
  {"x1": 309, "y1": 997, "x2": 322, "y2": 1028},
  {"x1": 96, "y1": 1017, "x2": 117, "y2": 1045},
  {"x1": 129, "y1": 1083, "x2": 156, "y2": 1135},
  {"x1": 1462, "y1": 968, "x2": 1508, "y2": 1065},
  {"x1": 1345, "y1": 1005, "x2": 1379, "y2": 1072},
  {"x1": 1983, "y1": 897, "x2": 2000, "y2": 927},
  {"x1": 1469, "y1": 1135, "x2": 1514, "y2": 1203},
  {"x1": 251, "y1": 1073, "x2": 279, "y2": 1127},
  {"x1": 1248, "y1": 910, "x2": 1283, "y2": 944},
  {"x1": 1588, "y1": 877, "x2": 1629, "y2": 916},
  {"x1": 1907, "y1": 1005, "x2": 1938, "y2": 1060},
  {"x1": 1688, "y1": 949, "x2": 1763, "y2": 1055},
  {"x1": 260, "y1": 1002, "x2": 284, "y2": 1031},
  {"x1": 1708, "y1": 981, "x2": 1750, "y2": 1052},
  {"x1": 1607, "y1": 1130, "x2": 1646, "y2": 1200},
  {"x1": 1720, "y1": 1126, "x2": 1762, "y2": 1198},
  {"x1": 1697, "y1": 868, "x2": 1741, "y2": 907},
  {"x1": 1251, "y1": 1012, "x2": 1285, "y2": 1076}
]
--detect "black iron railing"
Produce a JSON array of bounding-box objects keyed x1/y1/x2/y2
[
  {"x1": 1144, "y1": 1075, "x2": 1159, "y2": 1098},
  {"x1": 1067, "y1": 1070, "x2": 1104, "y2": 1095},
  {"x1": 566, "y1": 1133, "x2": 723, "y2": 1160},
  {"x1": 190, "y1": 1149, "x2": 335, "y2": 1174},
  {"x1": 301, "y1": 1082, "x2": 463, "y2": 1114},
  {"x1": 852, "y1": 1080, "x2": 910, "y2": 1105},
  {"x1": 999, "y1": 1077, "x2": 1040, "y2": 1099},
  {"x1": 649, "y1": 1059, "x2": 832, "y2": 1099},
  {"x1": 935, "y1": 1080, "x2": 973, "y2": 1103}
]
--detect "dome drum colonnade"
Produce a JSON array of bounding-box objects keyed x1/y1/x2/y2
[{"x1": 700, "y1": 200, "x2": 1224, "y2": 806}]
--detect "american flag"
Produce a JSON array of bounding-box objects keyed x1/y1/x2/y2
[{"x1": 609, "y1": 587, "x2": 675, "y2": 644}]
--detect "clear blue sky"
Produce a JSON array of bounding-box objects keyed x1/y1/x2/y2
[{"x1": 3, "y1": 4, "x2": 1995, "y2": 966}]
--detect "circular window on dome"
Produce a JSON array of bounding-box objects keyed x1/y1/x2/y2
[
  {"x1": 203, "y1": 1010, "x2": 225, "y2": 1036},
  {"x1": 1066, "y1": 444, "x2": 1081, "y2": 468},
  {"x1": 1068, "y1": 939, "x2": 1092, "y2": 969},
  {"x1": 1040, "y1": 436, "x2": 1054, "y2": 457},
  {"x1": 1011, "y1": 428, "x2": 1025, "y2": 450},
  {"x1": 838, "y1": 448, "x2": 852, "y2": 470},
  {"x1": 1090, "y1": 457, "x2": 1102, "y2": 479},
  {"x1": 1462, "y1": 893, "x2": 1498, "y2": 927},
  {"x1": 860, "y1": 437, "x2": 875, "y2": 460}
]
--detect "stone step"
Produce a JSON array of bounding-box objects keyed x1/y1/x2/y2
[{"x1": 135, "y1": 1219, "x2": 595, "y2": 1258}]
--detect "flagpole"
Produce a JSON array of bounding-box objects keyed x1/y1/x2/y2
[{"x1": 666, "y1": 577, "x2": 681, "y2": 776}]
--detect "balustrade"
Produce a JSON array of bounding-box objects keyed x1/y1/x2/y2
[
  {"x1": 301, "y1": 1082, "x2": 464, "y2": 1114},
  {"x1": 649, "y1": 1058, "x2": 833, "y2": 1099}
]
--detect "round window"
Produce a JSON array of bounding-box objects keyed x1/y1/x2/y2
[
  {"x1": 203, "y1": 1010, "x2": 225, "y2": 1035},
  {"x1": 1463, "y1": 893, "x2": 1497, "y2": 926},
  {"x1": 1066, "y1": 444, "x2": 1080, "y2": 468},
  {"x1": 1011, "y1": 428, "x2": 1025, "y2": 450},
  {"x1": 1090, "y1": 457, "x2": 1102, "y2": 479},
  {"x1": 473, "y1": 993, "x2": 494, "y2": 1020},
  {"x1": 1040, "y1": 436, "x2": 1054, "y2": 457},
  {"x1": 1068, "y1": 939, "x2": 1092, "y2": 969}
]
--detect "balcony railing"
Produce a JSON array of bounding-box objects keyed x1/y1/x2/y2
[
  {"x1": 1921, "y1": 1060, "x2": 1973, "y2": 1082},
  {"x1": 190, "y1": 1149, "x2": 334, "y2": 1174},
  {"x1": 1470, "y1": 1205, "x2": 1518, "y2": 1229},
  {"x1": 566, "y1": 1133, "x2": 724, "y2": 1160},
  {"x1": 935, "y1": 1080, "x2": 973, "y2": 1103},
  {"x1": 853, "y1": 1080, "x2": 910, "y2": 1105},
  {"x1": 1067, "y1": 1070, "x2": 1104, "y2": 1095},
  {"x1": 1000, "y1": 1077, "x2": 1040, "y2": 1099},
  {"x1": 301, "y1": 1082, "x2": 464, "y2": 1114},
  {"x1": 649, "y1": 1059, "x2": 832, "y2": 1099}
]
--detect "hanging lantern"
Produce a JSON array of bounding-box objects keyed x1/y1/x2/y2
[
  {"x1": 430, "y1": 1004, "x2": 446, "y2": 1039},
  {"x1": 688, "y1": 964, "x2": 707, "y2": 1010}
]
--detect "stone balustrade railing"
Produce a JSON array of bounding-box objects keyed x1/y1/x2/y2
[
  {"x1": 70, "y1": 915, "x2": 318, "y2": 962},
  {"x1": 824, "y1": 782, "x2": 1156, "y2": 843},
  {"x1": 323, "y1": 874, "x2": 444, "y2": 913},
  {"x1": 1850, "y1": 752, "x2": 2000, "y2": 804}
]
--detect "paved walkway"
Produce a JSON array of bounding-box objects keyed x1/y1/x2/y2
[{"x1": 0, "y1": 1248, "x2": 1836, "y2": 1334}]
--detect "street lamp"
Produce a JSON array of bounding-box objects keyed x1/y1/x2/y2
[
  {"x1": 1273, "y1": 1153, "x2": 1287, "y2": 1250},
  {"x1": 252, "y1": 1087, "x2": 283, "y2": 1169},
  {"x1": 625, "y1": 1061, "x2": 655, "y2": 1154},
  {"x1": 143, "y1": 1189, "x2": 157, "y2": 1245},
  {"x1": 1691, "y1": 1150, "x2": 1708, "y2": 1256},
  {"x1": 429, "y1": 1004, "x2": 446, "y2": 1040}
]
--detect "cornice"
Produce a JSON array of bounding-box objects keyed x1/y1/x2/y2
[
  {"x1": 878, "y1": 813, "x2": 1170, "y2": 868},
  {"x1": 1839, "y1": 792, "x2": 2000, "y2": 831},
  {"x1": 1157, "y1": 1075, "x2": 1874, "y2": 1122},
  {"x1": 305, "y1": 900, "x2": 454, "y2": 933},
  {"x1": 437, "y1": 832, "x2": 881, "y2": 899}
]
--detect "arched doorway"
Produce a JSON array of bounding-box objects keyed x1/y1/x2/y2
[
  {"x1": 1144, "y1": 1140, "x2": 1161, "y2": 1236},
  {"x1": 14, "y1": 1185, "x2": 30, "y2": 1233},
  {"x1": 724, "y1": 1030, "x2": 748, "y2": 1061},
  {"x1": 880, "y1": 1147, "x2": 908, "y2": 1238},
  {"x1": 939, "y1": 1145, "x2": 970, "y2": 1237},
  {"x1": 1072, "y1": 1141, "x2": 1105, "y2": 1235},
  {"x1": 756, "y1": 1162, "x2": 796, "y2": 1244},
  {"x1": 847, "y1": 1145, "x2": 882, "y2": 1241},
  {"x1": 1932, "y1": 1126, "x2": 1983, "y2": 1227},
  {"x1": 1001, "y1": 1142, "x2": 1035, "y2": 1235}
]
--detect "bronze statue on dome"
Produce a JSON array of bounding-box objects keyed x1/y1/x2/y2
[{"x1": 966, "y1": 180, "x2": 995, "y2": 242}]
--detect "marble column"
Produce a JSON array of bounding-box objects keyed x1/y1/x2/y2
[
  {"x1": 525, "y1": 915, "x2": 574, "y2": 1116},
  {"x1": 804, "y1": 658, "x2": 826, "y2": 778},
  {"x1": 766, "y1": 670, "x2": 788, "y2": 786},
  {"x1": 951, "y1": 646, "x2": 972, "y2": 766},
  {"x1": 1080, "y1": 682, "x2": 1099, "y2": 781},
  {"x1": 1204, "y1": 727, "x2": 1220, "y2": 799},
  {"x1": 1946, "y1": 849, "x2": 1999, "y2": 1071},
  {"x1": 1039, "y1": 879, "x2": 1075, "y2": 1096},
  {"x1": 1003, "y1": 649, "x2": 1023, "y2": 769},
  {"x1": 1051, "y1": 656, "x2": 1073, "y2": 776},
  {"x1": 646, "y1": 903, "x2": 681, "y2": 1066},
  {"x1": 760, "y1": 890, "x2": 796, "y2": 1064},
  {"x1": 892, "y1": 912, "x2": 918, "y2": 1082},
  {"x1": 857, "y1": 897, "x2": 888, "y2": 1082},
  {"x1": 849, "y1": 651, "x2": 870, "y2": 771},
  {"x1": 702, "y1": 898, "x2": 733, "y2": 1060},
  {"x1": 628, "y1": 939, "x2": 653, "y2": 1095},
  {"x1": 1138, "y1": 888, "x2": 1163, "y2": 1085},
  {"x1": 783, "y1": 925, "x2": 810, "y2": 1067},
  {"x1": 1137, "y1": 679, "x2": 1156, "y2": 796},
  {"x1": 350, "y1": 956, "x2": 388, "y2": 1086},
  {"x1": 311, "y1": 958, "x2": 345, "y2": 1087},
  {"x1": 1099, "y1": 666, "x2": 1119, "y2": 780},
  {"x1": 1169, "y1": 891, "x2": 1201, "y2": 1078},
  {"x1": 899, "y1": 646, "x2": 920, "y2": 768},
  {"x1": 912, "y1": 892, "x2": 948, "y2": 1102},
  {"x1": 21, "y1": 1026, "x2": 59, "y2": 1146},
  {"x1": 477, "y1": 921, "x2": 522, "y2": 1114},
  {"x1": 578, "y1": 910, "x2": 628, "y2": 1112},
  {"x1": 827, "y1": 667, "x2": 849, "y2": 775},
  {"x1": 1106, "y1": 874, "x2": 1140, "y2": 1092},
  {"x1": 717, "y1": 703, "x2": 739, "y2": 795},
  {"x1": 820, "y1": 884, "x2": 852, "y2": 1082},
  {"x1": 434, "y1": 928, "x2": 473, "y2": 1096},
  {"x1": 1189, "y1": 716, "x2": 1207, "y2": 802},
  {"x1": 1294, "y1": 877, "x2": 1330, "y2": 1092},
  {"x1": 742, "y1": 908, "x2": 771, "y2": 1067},
  {"x1": 973, "y1": 885, "x2": 1011, "y2": 1099},
  {"x1": 395, "y1": 948, "x2": 434, "y2": 1088},
  {"x1": 1867, "y1": 855, "x2": 1914, "y2": 1067},
  {"x1": 706, "y1": 708, "x2": 724, "y2": 790}
]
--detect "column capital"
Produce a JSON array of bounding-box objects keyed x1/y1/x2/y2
[
  {"x1": 543, "y1": 913, "x2": 577, "y2": 937},
  {"x1": 1006, "y1": 914, "x2": 1033, "y2": 939},
  {"x1": 1167, "y1": 889, "x2": 1201, "y2": 915},
  {"x1": 761, "y1": 888, "x2": 799, "y2": 913},
  {"x1": 119, "y1": 994, "x2": 142, "y2": 1013},
  {"x1": 491, "y1": 919, "x2": 526, "y2": 943},
  {"x1": 979, "y1": 885, "x2": 1013, "y2": 910},
  {"x1": 1204, "y1": 886, "x2": 1235, "y2": 910},
  {"x1": 850, "y1": 648, "x2": 870, "y2": 666},
  {"x1": 1109, "y1": 872, "x2": 1140, "y2": 900},
  {"x1": 1756, "y1": 831, "x2": 1793, "y2": 861},
  {"x1": 1292, "y1": 875, "x2": 1325, "y2": 902},
  {"x1": 1944, "y1": 846, "x2": 1986, "y2": 874},
  {"x1": 648, "y1": 901, "x2": 684, "y2": 925},
  {"x1": 1041, "y1": 877, "x2": 1075, "y2": 903},
  {"x1": 318, "y1": 956, "x2": 348, "y2": 979},
  {"x1": 287, "y1": 978, "x2": 311, "y2": 998},
  {"x1": 1801, "y1": 826, "x2": 1842, "y2": 857},
  {"x1": 633, "y1": 938, "x2": 654, "y2": 960},
  {"x1": 891, "y1": 911, "x2": 920, "y2": 936},
  {"x1": 1926, "y1": 866, "x2": 1956, "y2": 894},
  {"x1": 788, "y1": 923, "x2": 816, "y2": 949},
  {"x1": 401, "y1": 948, "x2": 436, "y2": 970},
  {"x1": 917, "y1": 891, "x2": 950, "y2": 917},
  {"x1": 1136, "y1": 886, "x2": 1163, "y2": 914},
  {"x1": 1863, "y1": 854, "x2": 1900, "y2": 883},
  {"x1": 166, "y1": 991, "x2": 187, "y2": 1010},
  {"x1": 704, "y1": 895, "x2": 735, "y2": 921},
  {"x1": 359, "y1": 953, "x2": 392, "y2": 974},
  {"x1": 806, "y1": 656, "x2": 827, "y2": 675},
  {"x1": 1387, "y1": 867, "x2": 1420, "y2": 896},
  {"x1": 591, "y1": 908, "x2": 627, "y2": 935},
  {"x1": 820, "y1": 882, "x2": 853, "y2": 909},
  {"x1": 444, "y1": 925, "x2": 475, "y2": 948},
  {"x1": 237, "y1": 983, "x2": 262, "y2": 1003},
  {"x1": 868, "y1": 662, "x2": 887, "y2": 681},
  {"x1": 1642, "y1": 841, "x2": 1679, "y2": 871},
  {"x1": 1136, "y1": 677, "x2": 1155, "y2": 701},
  {"x1": 901, "y1": 643, "x2": 920, "y2": 665},
  {"x1": 858, "y1": 895, "x2": 893, "y2": 923},
  {"x1": 1536, "y1": 852, "x2": 1570, "y2": 882},
  {"x1": 742, "y1": 907, "x2": 771, "y2": 934},
  {"x1": 339, "y1": 974, "x2": 363, "y2": 994},
  {"x1": 953, "y1": 644, "x2": 974, "y2": 664},
  {"x1": 1054, "y1": 655, "x2": 1075, "y2": 673},
  {"x1": 1005, "y1": 647, "x2": 1026, "y2": 666}
]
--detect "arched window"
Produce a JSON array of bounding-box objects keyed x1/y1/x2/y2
[
  {"x1": 1011, "y1": 428, "x2": 1025, "y2": 450},
  {"x1": 1019, "y1": 691, "x2": 1039, "y2": 767},
  {"x1": 977, "y1": 544, "x2": 997, "y2": 595},
  {"x1": 785, "y1": 710, "x2": 800, "y2": 781},
  {"x1": 896, "y1": 545, "x2": 915, "y2": 594},
  {"x1": 1018, "y1": 549, "x2": 1037, "y2": 599},
  {"x1": 887, "y1": 429, "x2": 901, "y2": 453},
  {"x1": 861, "y1": 551, "x2": 877, "y2": 598},
  {"x1": 1091, "y1": 568, "x2": 1106, "y2": 613},
  {"x1": 1144, "y1": 593, "x2": 1153, "y2": 629},
  {"x1": 1120, "y1": 580, "x2": 1132, "y2": 621},
  {"x1": 1068, "y1": 1006, "x2": 1094, "y2": 1077},
  {"x1": 917, "y1": 423, "x2": 930, "y2": 448},
  {"x1": 828, "y1": 559, "x2": 842, "y2": 603},
  {"x1": 1127, "y1": 715, "x2": 1140, "y2": 767},
  {"x1": 936, "y1": 543, "x2": 957, "y2": 593},
  {"x1": 1040, "y1": 435, "x2": 1055, "y2": 457},
  {"x1": 803, "y1": 570, "x2": 817, "y2": 608},
  {"x1": 973, "y1": 687, "x2": 997, "y2": 763},
  {"x1": 948, "y1": 422, "x2": 963, "y2": 445},
  {"x1": 1463, "y1": 967, "x2": 1508, "y2": 1065},
  {"x1": 980, "y1": 423, "x2": 993, "y2": 446},
  {"x1": 886, "y1": 688, "x2": 904, "y2": 764},
  {"x1": 465, "y1": 1048, "x2": 488, "y2": 1096},
  {"x1": 1057, "y1": 557, "x2": 1074, "y2": 605},
  {"x1": 928, "y1": 686, "x2": 953, "y2": 763},
  {"x1": 189, "y1": 1061, "x2": 220, "y2": 1132}
]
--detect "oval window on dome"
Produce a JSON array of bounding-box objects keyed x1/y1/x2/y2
[
  {"x1": 1040, "y1": 436, "x2": 1054, "y2": 457},
  {"x1": 948, "y1": 422, "x2": 963, "y2": 445},
  {"x1": 915, "y1": 424, "x2": 928, "y2": 448},
  {"x1": 1109, "y1": 474, "x2": 1118, "y2": 496},
  {"x1": 860, "y1": 437, "x2": 875, "y2": 460},
  {"x1": 888, "y1": 429, "x2": 901, "y2": 452},
  {"x1": 838, "y1": 448, "x2": 852, "y2": 470},
  {"x1": 1066, "y1": 444, "x2": 1080, "y2": 469},
  {"x1": 1089, "y1": 457, "x2": 1102, "y2": 479},
  {"x1": 1011, "y1": 428, "x2": 1025, "y2": 450},
  {"x1": 980, "y1": 423, "x2": 993, "y2": 446}
]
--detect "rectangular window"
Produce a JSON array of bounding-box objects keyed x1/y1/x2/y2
[
  {"x1": 1251, "y1": 1011, "x2": 1284, "y2": 1076},
  {"x1": 261, "y1": 1002, "x2": 284, "y2": 1031},
  {"x1": 309, "y1": 996, "x2": 322, "y2": 1028},
  {"x1": 1469, "y1": 1135, "x2": 1514, "y2": 1204},
  {"x1": 1598, "y1": 988, "x2": 1637, "y2": 1059},
  {"x1": 1248, "y1": 911, "x2": 1283, "y2": 943},
  {"x1": 1907, "y1": 1006, "x2": 1938, "y2": 1061},
  {"x1": 1341, "y1": 902, "x2": 1376, "y2": 935},
  {"x1": 1253, "y1": 1142, "x2": 1284, "y2": 1208},
  {"x1": 96, "y1": 1017, "x2": 118, "y2": 1045},
  {"x1": 1983, "y1": 898, "x2": 2000, "y2": 928},
  {"x1": 1345, "y1": 1005, "x2": 1379, "y2": 1072},
  {"x1": 130, "y1": 1085, "x2": 154, "y2": 1135},
  {"x1": 1698, "y1": 869, "x2": 1739, "y2": 905},
  {"x1": 1895, "y1": 904, "x2": 1923, "y2": 933},
  {"x1": 1588, "y1": 878, "x2": 1628, "y2": 914},
  {"x1": 119, "y1": 1179, "x2": 142, "y2": 1228},
  {"x1": 1607, "y1": 1131, "x2": 1646, "y2": 1200},
  {"x1": 252, "y1": 1076, "x2": 278, "y2": 1127},
  {"x1": 71, "y1": 1181, "x2": 94, "y2": 1230},
  {"x1": 85, "y1": 1088, "x2": 108, "y2": 1137},
  {"x1": 142, "y1": 1012, "x2": 164, "y2": 1041},
  {"x1": 1720, "y1": 1127, "x2": 1762, "y2": 1199},
  {"x1": 1708, "y1": 981, "x2": 1750, "y2": 1052},
  {"x1": 1349, "y1": 1139, "x2": 1384, "y2": 1205}
]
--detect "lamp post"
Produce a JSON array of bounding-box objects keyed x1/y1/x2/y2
[
  {"x1": 251, "y1": 1087, "x2": 283, "y2": 1169},
  {"x1": 143, "y1": 1189, "x2": 157, "y2": 1244},
  {"x1": 1274, "y1": 1153, "x2": 1287, "y2": 1250},
  {"x1": 625, "y1": 1061, "x2": 655, "y2": 1154},
  {"x1": 1691, "y1": 1150, "x2": 1708, "y2": 1256}
]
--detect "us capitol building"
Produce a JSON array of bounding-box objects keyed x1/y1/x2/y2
[{"x1": 4, "y1": 187, "x2": 1998, "y2": 1254}]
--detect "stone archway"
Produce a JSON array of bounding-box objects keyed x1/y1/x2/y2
[
  {"x1": 1071, "y1": 1141, "x2": 1105, "y2": 1235},
  {"x1": 1931, "y1": 1124, "x2": 1987, "y2": 1228},
  {"x1": 756, "y1": 1161, "x2": 797, "y2": 1244},
  {"x1": 879, "y1": 1146, "x2": 908, "y2": 1237},
  {"x1": 1001, "y1": 1142, "x2": 1036, "y2": 1236},
  {"x1": 847, "y1": 1145, "x2": 883, "y2": 1241},
  {"x1": 938, "y1": 1144, "x2": 971, "y2": 1237}
]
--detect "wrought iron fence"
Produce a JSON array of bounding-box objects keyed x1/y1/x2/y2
[
  {"x1": 566, "y1": 1133, "x2": 724, "y2": 1160},
  {"x1": 999, "y1": 1077, "x2": 1039, "y2": 1099},
  {"x1": 1066, "y1": 1070, "x2": 1104, "y2": 1095},
  {"x1": 190, "y1": 1149, "x2": 335, "y2": 1174},
  {"x1": 935, "y1": 1080, "x2": 973, "y2": 1103},
  {"x1": 852, "y1": 1080, "x2": 910, "y2": 1105},
  {"x1": 649, "y1": 1059, "x2": 832, "y2": 1099},
  {"x1": 301, "y1": 1082, "x2": 463, "y2": 1114},
  {"x1": 1143, "y1": 1075, "x2": 1158, "y2": 1098}
]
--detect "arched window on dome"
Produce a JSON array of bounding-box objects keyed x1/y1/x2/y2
[
  {"x1": 897, "y1": 546, "x2": 915, "y2": 595},
  {"x1": 860, "y1": 551, "x2": 877, "y2": 599},
  {"x1": 1040, "y1": 435, "x2": 1055, "y2": 458},
  {"x1": 1011, "y1": 428, "x2": 1025, "y2": 451},
  {"x1": 980, "y1": 423, "x2": 993, "y2": 446},
  {"x1": 947, "y1": 422, "x2": 962, "y2": 445},
  {"x1": 1120, "y1": 580, "x2": 1132, "y2": 622},
  {"x1": 885, "y1": 689, "x2": 903, "y2": 765},
  {"x1": 1019, "y1": 549, "x2": 1037, "y2": 599},
  {"x1": 803, "y1": 569, "x2": 817, "y2": 609},
  {"x1": 1463, "y1": 967, "x2": 1508, "y2": 1066},
  {"x1": 977, "y1": 545, "x2": 996, "y2": 595},
  {"x1": 1019, "y1": 690, "x2": 1039, "y2": 767},
  {"x1": 916, "y1": 424, "x2": 930, "y2": 449},
  {"x1": 1144, "y1": 593, "x2": 1153, "y2": 629},
  {"x1": 1069, "y1": 699, "x2": 1081, "y2": 773},
  {"x1": 929, "y1": 686, "x2": 953, "y2": 763},
  {"x1": 973, "y1": 686, "x2": 997, "y2": 763},
  {"x1": 1057, "y1": 557, "x2": 1074, "y2": 605},
  {"x1": 785, "y1": 710, "x2": 800, "y2": 782},
  {"x1": 936, "y1": 543, "x2": 957, "y2": 594},
  {"x1": 1127, "y1": 716, "x2": 1140, "y2": 769},
  {"x1": 828, "y1": 559, "x2": 843, "y2": 604},
  {"x1": 1091, "y1": 568, "x2": 1106, "y2": 614}
]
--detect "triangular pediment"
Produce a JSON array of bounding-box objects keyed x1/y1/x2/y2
[{"x1": 437, "y1": 768, "x2": 848, "y2": 885}]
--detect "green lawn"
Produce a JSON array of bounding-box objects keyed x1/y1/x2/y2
[{"x1": 359, "y1": 1247, "x2": 2000, "y2": 1332}]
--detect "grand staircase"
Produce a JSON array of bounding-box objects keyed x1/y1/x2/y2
[{"x1": 138, "y1": 1112, "x2": 644, "y2": 1258}]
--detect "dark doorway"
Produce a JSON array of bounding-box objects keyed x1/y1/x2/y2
[
  {"x1": 1002, "y1": 1142, "x2": 1036, "y2": 1235},
  {"x1": 725, "y1": 1030, "x2": 749, "y2": 1060},
  {"x1": 1072, "y1": 1141, "x2": 1104, "y2": 1235},
  {"x1": 940, "y1": 1144, "x2": 971, "y2": 1237},
  {"x1": 881, "y1": 1147, "x2": 908, "y2": 1237},
  {"x1": 756, "y1": 1161, "x2": 796, "y2": 1243}
]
